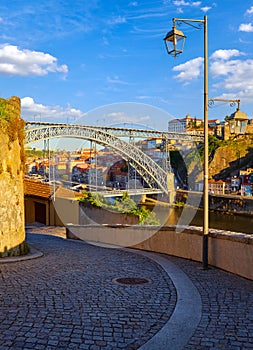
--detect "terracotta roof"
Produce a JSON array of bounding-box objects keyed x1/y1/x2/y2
[
  {"x1": 24, "y1": 178, "x2": 83, "y2": 200},
  {"x1": 24, "y1": 178, "x2": 54, "y2": 199},
  {"x1": 208, "y1": 179, "x2": 225, "y2": 184}
]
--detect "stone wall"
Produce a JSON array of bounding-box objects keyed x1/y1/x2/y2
[
  {"x1": 0, "y1": 96, "x2": 27, "y2": 257},
  {"x1": 66, "y1": 224, "x2": 253, "y2": 280}
]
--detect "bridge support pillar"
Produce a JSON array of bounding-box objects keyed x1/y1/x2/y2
[
  {"x1": 167, "y1": 172, "x2": 176, "y2": 203},
  {"x1": 141, "y1": 194, "x2": 146, "y2": 203}
]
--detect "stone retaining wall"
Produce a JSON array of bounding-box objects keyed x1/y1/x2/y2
[
  {"x1": 0, "y1": 96, "x2": 26, "y2": 257},
  {"x1": 66, "y1": 224, "x2": 253, "y2": 280}
]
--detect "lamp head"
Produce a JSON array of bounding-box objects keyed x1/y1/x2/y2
[
  {"x1": 229, "y1": 107, "x2": 248, "y2": 134},
  {"x1": 164, "y1": 26, "x2": 186, "y2": 57}
]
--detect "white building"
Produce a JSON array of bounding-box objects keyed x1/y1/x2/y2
[{"x1": 168, "y1": 114, "x2": 203, "y2": 132}]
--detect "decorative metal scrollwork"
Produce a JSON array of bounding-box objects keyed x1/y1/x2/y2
[
  {"x1": 208, "y1": 98, "x2": 240, "y2": 110},
  {"x1": 176, "y1": 19, "x2": 203, "y2": 30}
]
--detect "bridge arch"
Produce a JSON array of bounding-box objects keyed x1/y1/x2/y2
[{"x1": 25, "y1": 123, "x2": 170, "y2": 194}]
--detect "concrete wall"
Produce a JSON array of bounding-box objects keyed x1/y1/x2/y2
[
  {"x1": 66, "y1": 224, "x2": 253, "y2": 280},
  {"x1": 0, "y1": 96, "x2": 26, "y2": 257},
  {"x1": 79, "y1": 202, "x2": 139, "y2": 225},
  {"x1": 53, "y1": 197, "x2": 79, "y2": 226}
]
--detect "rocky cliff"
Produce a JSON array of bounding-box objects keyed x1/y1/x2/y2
[
  {"x1": 171, "y1": 134, "x2": 253, "y2": 187},
  {"x1": 209, "y1": 135, "x2": 253, "y2": 180}
]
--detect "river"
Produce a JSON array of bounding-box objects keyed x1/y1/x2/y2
[{"x1": 146, "y1": 205, "x2": 253, "y2": 234}]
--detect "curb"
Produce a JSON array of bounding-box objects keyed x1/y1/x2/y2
[
  {"x1": 0, "y1": 245, "x2": 44, "y2": 264},
  {"x1": 125, "y1": 248, "x2": 202, "y2": 350}
]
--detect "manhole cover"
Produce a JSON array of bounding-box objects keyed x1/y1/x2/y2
[{"x1": 113, "y1": 277, "x2": 151, "y2": 285}]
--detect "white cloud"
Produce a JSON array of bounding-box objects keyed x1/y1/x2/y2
[
  {"x1": 213, "y1": 60, "x2": 253, "y2": 100},
  {"x1": 246, "y1": 6, "x2": 253, "y2": 14},
  {"x1": 173, "y1": 47, "x2": 253, "y2": 103},
  {"x1": 211, "y1": 60, "x2": 240, "y2": 77},
  {"x1": 129, "y1": 12, "x2": 168, "y2": 20},
  {"x1": 106, "y1": 76, "x2": 129, "y2": 85},
  {"x1": 107, "y1": 16, "x2": 126, "y2": 25},
  {"x1": 106, "y1": 111, "x2": 150, "y2": 124},
  {"x1": 173, "y1": 0, "x2": 201, "y2": 7},
  {"x1": 129, "y1": 1, "x2": 138, "y2": 6},
  {"x1": 136, "y1": 95, "x2": 172, "y2": 105},
  {"x1": 201, "y1": 6, "x2": 211, "y2": 13},
  {"x1": 137, "y1": 95, "x2": 151, "y2": 100},
  {"x1": 172, "y1": 57, "x2": 203, "y2": 81},
  {"x1": 210, "y1": 53, "x2": 253, "y2": 103},
  {"x1": 21, "y1": 97, "x2": 85, "y2": 121},
  {"x1": 102, "y1": 36, "x2": 109, "y2": 46},
  {"x1": 176, "y1": 7, "x2": 184, "y2": 14},
  {"x1": 210, "y1": 49, "x2": 243, "y2": 61},
  {"x1": 0, "y1": 45, "x2": 68, "y2": 76},
  {"x1": 239, "y1": 23, "x2": 253, "y2": 32},
  {"x1": 209, "y1": 49, "x2": 253, "y2": 100}
]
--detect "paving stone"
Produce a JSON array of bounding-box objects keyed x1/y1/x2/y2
[{"x1": 0, "y1": 225, "x2": 252, "y2": 350}]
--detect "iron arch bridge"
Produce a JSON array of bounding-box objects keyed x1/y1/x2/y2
[{"x1": 25, "y1": 122, "x2": 198, "y2": 195}]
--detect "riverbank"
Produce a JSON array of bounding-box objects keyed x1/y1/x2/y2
[
  {"x1": 145, "y1": 190, "x2": 253, "y2": 215},
  {"x1": 143, "y1": 191, "x2": 253, "y2": 234},
  {"x1": 174, "y1": 190, "x2": 253, "y2": 216}
]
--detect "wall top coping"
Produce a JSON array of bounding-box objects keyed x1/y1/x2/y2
[{"x1": 66, "y1": 224, "x2": 253, "y2": 245}]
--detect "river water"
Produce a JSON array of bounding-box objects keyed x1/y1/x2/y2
[{"x1": 147, "y1": 205, "x2": 253, "y2": 234}]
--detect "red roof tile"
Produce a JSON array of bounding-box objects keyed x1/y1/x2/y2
[{"x1": 24, "y1": 178, "x2": 53, "y2": 199}]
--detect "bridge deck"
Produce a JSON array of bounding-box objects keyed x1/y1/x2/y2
[{"x1": 89, "y1": 188, "x2": 163, "y2": 197}]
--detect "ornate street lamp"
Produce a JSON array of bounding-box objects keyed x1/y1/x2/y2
[
  {"x1": 164, "y1": 16, "x2": 209, "y2": 269},
  {"x1": 229, "y1": 109, "x2": 248, "y2": 135},
  {"x1": 209, "y1": 98, "x2": 248, "y2": 135},
  {"x1": 164, "y1": 26, "x2": 186, "y2": 57}
]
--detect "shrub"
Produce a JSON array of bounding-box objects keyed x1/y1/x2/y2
[{"x1": 78, "y1": 191, "x2": 160, "y2": 225}]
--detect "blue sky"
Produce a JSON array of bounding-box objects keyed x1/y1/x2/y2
[{"x1": 1, "y1": 0, "x2": 253, "y2": 130}]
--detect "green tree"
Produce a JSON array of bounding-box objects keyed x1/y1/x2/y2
[
  {"x1": 198, "y1": 135, "x2": 222, "y2": 161},
  {"x1": 115, "y1": 192, "x2": 138, "y2": 212}
]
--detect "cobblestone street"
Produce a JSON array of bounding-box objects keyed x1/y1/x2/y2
[
  {"x1": 0, "y1": 225, "x2": 252, "y2": 349},
  {"x1": 0, "y1": 227, "x2": 176, "y2": 350}
]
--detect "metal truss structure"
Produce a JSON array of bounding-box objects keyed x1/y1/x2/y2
[
  {"x1": 25, "y1": 122, "x2": 201, "y2": 194},
  {"x1": 26, "y1": 121, "x2": 203, "y2": 141}
]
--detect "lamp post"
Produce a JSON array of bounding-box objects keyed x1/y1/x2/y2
[{"x1": 164, "y1": 16, "x2": 209, "y2": 269}]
